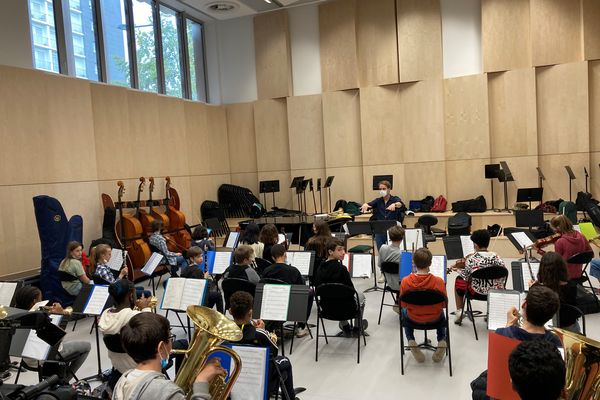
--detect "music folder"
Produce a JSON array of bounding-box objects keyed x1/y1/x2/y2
[
  {"x1": 486, "y1": 332, "x2": 521, "y2": 400},
  {"x1": 224, "y1": 231, "x2": 240, "y2": 249},
  {"x1": 206, "y1": 250, "x2": 233, "y2": 275},
  {"x1": 212, "y1": 344, "x2": 270, "y2": 400},
  {"x1": 343, "y1": 253, "x2": 373, "y2": 278},
  {"x1": 9, "y1": 314, "x2": 64, "y2": 361},
  {"x1": 442, "y1": 236, "x2": 473, "y2": 260},
  {"x1": 487, "y1": 289, "x2": 521, "y2": 331},
  {"x1": 345, "y1": 221, "x2": 372, "y2": 237},
  {"x1": 506, "y1": 230, "x2": 536, "y2": 252},
  {"x1": 510, "y1": 261, "x2": 540, "y2": 293},
  {"x1": 399, "y1": 253, "x2": 447, "y2": 282},
  {"x1": 141, "y1": 252, "x2": 164, "y2": 276},
  {"x1": 72, "y1": 285, "x2": 112, "y2": 316},
  {"x1": 0, "y1": 281, "x2": 23, "y2": 307},
  {"x1": 252, "y1": 283, "x2": 309, "y2": 322},
  {"x1": 285, "y1": 250, "x2": 315, "y2": 277},
  {"x1": 161, "y1": 278, "x2": 207, "y2": 312}
]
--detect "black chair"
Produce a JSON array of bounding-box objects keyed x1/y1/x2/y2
[
  {"x1": 399, "y1": 290, "x2": 452, "y2": 376},
  {"x1": 254, "y1": 257, "x2": 273, "y2": 276},
  {"x1": 558, "y1": 303, "x2": 587, "y2": 336},
  {"x1": 459, "y1": 266, "x2": 508, "y2": 340},
  {"x1": 57, "y1": 270, "x2": 79, "y2": 283},
  {"x1": 378, "y1": 261, "x2": 400, "y2": 325},
  {"x1": 91, "y1": 273, "x2": 113, "y2": 286},
  {"x1": 222, "y1": 278, "x2": 257, "y2": 310},
  {"x1": 315, "y1": 283, "x2": 366, "y2": 364},
  {"x1": 567, "y1": 251, "x2": 599, "y2": 308},
  {"x1": 417, "y1": 214, "x2": 440, "y2": 243},
  {"x1": 102, "y1": 334, "x2": 126, "y2": 390}
]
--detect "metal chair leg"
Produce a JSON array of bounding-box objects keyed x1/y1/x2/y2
[
  {"x1": 467, "y1": 298, "x2": 478, "y2": 340},
  {"x1": 378, "y1": 287, "x2": 386, "y2": 325},
  {"x1": 289, "y1": 322, "x2": 296, "y2": 355},
  {"x1": 399, "y1": 313, "x2": 405, "y2": 375},
  {"x1": 315, "y1": 315, "x2": 320, "y2": 362}
]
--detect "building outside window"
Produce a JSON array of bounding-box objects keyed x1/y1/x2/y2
[{"x1": 29, "y1": 0, "x2": 60, "y2": 73}]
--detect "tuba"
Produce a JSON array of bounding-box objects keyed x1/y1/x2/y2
[
  {"x1": 553, "y1": 328, "x2": 600, "y2": 399},
  {"x1": 174, "y1": 305, "x2": 243, "y2": 399}
]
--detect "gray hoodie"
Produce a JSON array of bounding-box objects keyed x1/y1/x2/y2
[{"x1": 112, "y1": 369, "x2": 210, "y2": 400}]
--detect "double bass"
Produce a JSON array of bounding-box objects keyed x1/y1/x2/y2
[
  {"x1": 138, "y1": 177, "x2": 157, "y2": 235},
  {"x1": 115, "y1": 180, "x2": 151, "y2": 277},
  {"x1": 165, "y1": 176, "x2": 192, "y2": 250}
]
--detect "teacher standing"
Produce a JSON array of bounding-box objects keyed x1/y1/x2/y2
[{"x1": 359, "y1": 180, "x2": 405, "y2": 250}]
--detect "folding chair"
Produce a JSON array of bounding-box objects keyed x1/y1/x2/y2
[
  {"x1": 315, "y1": 283, "x2": 366, "y2": 364},
  {"x1": 559, "y1": 303, "x2": 587, "y2": 336},
  {"x1": 378, "y1": 261, "x2": 400, "y2": 324},
  {"x1": 399, "y1": 289, "x2": 452, "y2": 376},
  {"x1": 568, "y1": 252, "x2": 599, "y2": 308},
  {"x1": 254, "y1": 257, "x2": 273, "y2": 276},
  {"x1": 222, "y1": 278, "x2": 257, "y2": 310}
]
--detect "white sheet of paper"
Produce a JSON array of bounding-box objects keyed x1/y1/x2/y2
[
  {"x1": 460, "y1": 236, "x2": 475, "y2": 256},
  {"x1": 277, "y1": 234, "x2": 286, "y2": 244},
  {"x1": 343, "y1": 223, "x2": 349, "y2": 235},
  {"x1": 225, "y1": 232, "x2": 240, "y2": 249},
  {"x1": 161, "y1": 278, "x2": 186, "y2": 310},
  {"x1": 288, "y1": 251, "x2": 312, "y2": 276},
  {"x1": 213, "y1": 252, "x2": 232, "y2": 274},
  {"x1": 521, "y1": 262, "x2": 540, "y2": 291},
  {"x1": 260, "y1": 284, "x2": 291, "y2": 321},
  {"x1": 512, "y1": 232, "x2": 534, "y2": 249},
  {"x1": 29, "y1": 300, "x2": 49, "y2": 312},
  {"x1": 230, "y1": 346, "x2": 268, "y2": 400},
  {"x1": 107, "y1": 249, "x2": 127, "y2": 271},
  {"x1": 180, "y1": 279, "x2": 207, "y2": 311},
  {"x1": 430, "y1": 256, "x2": 447, "y2": 281},
  {"x1": 83, "y1": 285, "x2": 110, "y2": 315},
  {"x1": 343, "y1": 254, "x2": 351, "y2": 271},
  {"x1": 21, "y1": 314, "x2": 62, "y2": 360},
  {"x1": 404, "y1": 229, "x2": 423, "y2": 251},
  {"x1": 142, "y1": 252, "x2": 163, "y2": 275},
  {"x1": 0, "y1": 282, "x2": 18, "y2": 306},
  {"x1": 351, "y1": 254, "x2": 372, "y2": 278},
  {"x1": 487, "y1": 291, "x2": 521, "y2": 331}
]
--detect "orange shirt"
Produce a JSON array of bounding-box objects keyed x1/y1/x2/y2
[{"x1": 400, "y1": 273, "x2": 447, "y2": 323}]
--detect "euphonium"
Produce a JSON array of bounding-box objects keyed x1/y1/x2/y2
[
  {"x1": 553, "y1": 328, "x2": 600, "y2": 399},
  {"x1": 0, "y1": 305, "x2": 6, "y2": 320},
  {"x1": 174, "y1": 305, "x2": 243, "y2": 399}
]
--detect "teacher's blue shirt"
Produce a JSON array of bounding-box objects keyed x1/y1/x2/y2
[{"x1": 368, "y1": 195, "x2": 403, "y2": 221}]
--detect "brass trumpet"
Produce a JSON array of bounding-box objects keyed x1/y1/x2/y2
[
  {"x1": 134, "y1": 296, "x2": 158, "y2": 311},
  {"x1": 40, "y1": 305, "x2": 73, "y2": 316},
  {"x1": 0, "y1": 305, "x2": 7, "y2": 320}
]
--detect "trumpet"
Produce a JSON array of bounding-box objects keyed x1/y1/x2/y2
[
  {"x1": 0, "y1": 305, "x2": 7, "y2": 320},
  {"x1": 134, "y1": 296, "x2": 158, "y2": 311},
  {"x1": 40, "y1": 305, "x2": 73, "y2": 316}
]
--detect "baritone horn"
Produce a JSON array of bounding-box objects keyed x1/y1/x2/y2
[
  {"x1": 553, "y1": 328, "x2": 600, "y2": 399},
  {"x1": 174, "y1": 305, "x2": 243, "y2": 399}
]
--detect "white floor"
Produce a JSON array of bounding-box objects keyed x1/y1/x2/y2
[{"x1": 10, "y1": 258, "x2": 600, "y2": 399}]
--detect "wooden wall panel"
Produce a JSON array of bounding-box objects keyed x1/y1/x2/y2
[
  {"x1": 583, "y1": 0, "x2": 600, "y2": 61},
  {"x1": 481, "y1": 0, "x2": 531, "y2": 72},
  {"x1": 190, "y1": 174, "x2": 232, "y2": 219},
  {"x1": 591, "y1": 152, "x2": 600, "y2": 199},
  {"x1": 530, "y1": 0, "x2": 582, "y2": 66},
  {"x1": 404, "y1": 161, "x2": 447, "y2": 201},
  {"x1": 319, "y1": 0, "x2": 359, "y2": 91},
  {"x1": 591, "y1": 61, "x2": 600, "y2": 152},
  {"x1": 158, "y1": 96, "x2": 189, "y2": 177},
  {"x1": 488, "y1": 69, "x2": 538, "y2": 158},
  {"x1": 397, "y1": 0, "x2": 443, "y2": 82},
  {"x1": 326, "y1": 166, "x2": 364, "y2": 207},
  {"x1": 356, "y1": 0, "x2": 399, "y2": 86},
  {"x1": 362, "y1": 164, "x2": 405, "y2": 203},
  {"x1": 254, "y1": 11, "x2": 292, "y2": 99},
  {"x1": 128, "y1": 91, "x2": 164, "y2": 178},
  {"x1": 536, "y1": 62, "x2": 589, "y2": 155},
  {"x1": 444, "y1": 74, "x2": 490, "y2": 161},
  {"x1": 184, "y1": 102, "x2": 210, "y2": 176},
  {"x1": 205, "y1": 105, "x2": 231, "y2": 175},
  {"x1": 226, "y1": 102, "x2": 257, "y2": 174},
  {"x1": 322, "y1": 90, "x2": 362, "y2": 168},
  {"x1": 230, "y1": 172, "x2": 259, "y2": 195},
  {"x1": 446, "y1": 159, "x2": 492, "y2": 204},
  {"x1": 490, "y1": 156, "x2": 538, "y2": 208},
  {"x1": 254, "y1": 99, "x2": 290, "y2": 172},
  {"x1": 538, "y1": 154, "x2": 590, "y2": 200},
  {"x1": 287, "y1": 94, "x2": 325, "y2": 171}
]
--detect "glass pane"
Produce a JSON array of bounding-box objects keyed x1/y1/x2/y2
[
  {"x1": 100, "y1": 0, "x2": 130, "y2": 87},
  {"x1": 66, "y1": 0, "x2": 98, "y2": 80},
  {"x1": 133, "y1": 0, "x2": 157, "y2": 92},
  {"x1": 29, "y1": 0, "x2": 60, "y2": 73},
  {"x1": 160, "y1": 6, "x2": 182, "y2": 97},
  {"x1": 186, "y1": 19, "x2": 206, "y2": 102}
]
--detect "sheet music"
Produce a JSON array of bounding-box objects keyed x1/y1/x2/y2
[
  {"x1": 430, "y1": 256, "x2": 447, "y2": 281},
  {"x1": 141, "y1": 252, "x2": 163, "y2": 275},
  {"x1": 83, "y1": 285, "x2": 110, "y2": 315},
  {"x1": 343, "y1": 254, "x2": 351, "y2": 271},
  {"x1": 404, "y1": 229, "x2": 423, "y2": 251},
  {"x1": 260, "y1": 284, "x2": 291, "y2": 321},
  {"x1": 342, "y1": 223, "x2": 349, "y2": 235},
  {"x1": 277, "y1": 234, "x2": 286, "y2": 244},
  {"x1": 460, "y1": 236, "x2": 475, "y2": 256},
  {"x1": 351, "y1": 254, "x2": 372, "y2": 278},
  {"x1": 512, "y1": 232, "x2": 533, "y2": 249},
  {"x1": 21, "y1": 314, "x2": 62, "y2": 360},
  {"x1": 521, "y1": 263, "x2": 540, "y2": 291},
  {"x1": 29, "y1": 300, "x2": 49, "y2": 312},
  {"x1": 180, "y1": 279, "x2": 207, "y2": 311},
  {"x1": 225, "y1": 232, "x2": 240, "y2": 249},
  {"x1": 0, "y1": 282, "x2": 18, "y2": 306},
  {"x1": 231, "y1": 346, "x2": 268, "y2": 400},
  {"x1": 213, "y1": 252, "x2": 232, "y2": 274},
  {"x1": 161, "y1": 278, "x2": 186, "y2": 310},
  {"x1": 288, "y1": 252, "x2": 312, "y2": 276},
  {"x1": 487, "y1": 291, "x2": 521, "y2": 331},
  {"x1": 107, "y1": 249, "x2": 127, "y2": 271}
]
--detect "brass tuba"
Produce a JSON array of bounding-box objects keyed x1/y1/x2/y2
[
  {"x1": 174, "y1": 305, "x2": 243, "y2": 399},
  {"x1": 553, "y1": 328, "x2": 600, "y2": 399}
]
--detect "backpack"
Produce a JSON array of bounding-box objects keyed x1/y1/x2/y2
[
  {"x1": 448, "y1": 212, "x2": 471, "y2": 236},
  {"x1": 431, "y1": 195, "x2": 447, "y2": 212},
  {"x1": 451, "y1": 195, "x2": 487, "y2": 213},
  {"x1": 420, "y1": 195, "x2": 435, "y2": 212},
  {"x1": 344, "y1": 201, "x2": 362, "y2": 216},
  {"x1": 559, "y1": 201, "x2": 578, "y2": 224}
]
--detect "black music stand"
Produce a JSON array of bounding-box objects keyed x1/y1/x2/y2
[
  {"x1": 584, "y1": 167, "x2": 589, "y2": 193},
  {"x1": 300, "y1": 180, "x2": 310, "y2": 216},
  {"x1": 516, "y1": 187, "x2": 543, "y2": 210},
  {"x1": 485, "y1": 164, "x2": 501, "y2": 210},
  {"x1": 259, "y1": 180, "x2": 280, "y2": 210},
  {"x1": 515, "y1": 209, "x2": 544, "y2": 231},
  {"x1": 565, "y1": 166, "x2": 576, "y2": 202},
  {"x1": 368, "y1": 220, "x2": 397, "y2": 292},
  {"x1": 536, "y1": 167, "x2": 546, "y2": 193},
  {"x1": 442, "y1": 236, "x2": 464, "y2": 260},
  {"x1": 290, "y1": 176, "x2": 304, "y2": 213},
  {"x1": 498, "y1": 161, "x2": 514, "y2": 211},
  {"x1": 324, "y1": 176, "x2": 335, "y2": 212},
  {"x1": 372, "y1": 175, "x2": 393, "y2": 190},
  {"x1": 317, "y1": 178, "x2": 323, "y2": 213}
]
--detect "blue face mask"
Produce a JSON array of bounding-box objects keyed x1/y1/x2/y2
[{"x1": 160, "y1": 357, "x2": 168, "y2": 370}]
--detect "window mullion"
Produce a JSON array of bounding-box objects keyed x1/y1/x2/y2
[
  {"x1": 93, "y1": 0, "x2": 106, "y2": 83},
  {"x1": 125, "y1": 0, "x2": 138, "y2": 89},
  {"x1": 179, "y1": 12, "x2": 191, "y2": 99},
  {"x1": 53, "y1": 0, "x2": 70, "y2": 74},
  {"x1": 154, "y1": 0, "x2": 165, "y2": 94}
]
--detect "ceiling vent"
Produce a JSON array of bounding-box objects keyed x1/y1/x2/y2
[{"x1": 206, "y1": 2, "x2": 238, "y2": 12}]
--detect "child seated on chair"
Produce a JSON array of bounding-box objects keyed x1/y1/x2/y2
[
  {"x1": 377, "y1": 225, "x2": 404, "y2": 291},
  {"x1": 148, "y1": 219, "x2": 187, "y2": 277},
  {"x1": 452, "y1": 229, "x2": 506, "y2": 324},
  {"x1": 315, "y1": 237, "x2": 368, "y2": 334},
  {"x1": 400, "y1": 248, "x2": 447, "y2": 363},
  {"x1": 222, "y1": 245, "x2": 260, "y2": 284},
  {"x1": 181, "y1": 246, "x2": 223, "y2": 313}
]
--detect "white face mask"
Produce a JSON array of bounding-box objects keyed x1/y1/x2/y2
[{"x1": 379, "y1": 189, "x2": 388, "y2": 197}]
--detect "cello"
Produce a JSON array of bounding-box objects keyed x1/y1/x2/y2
[
  {"x1": 115, "y1": 180, "x2": 151, "y2": 278},
  {"x1": 165, "y1": 176, "x2": 192, "y2": 249},
  {"x1": 138, "y1": 177, "x2": 156, "y2": 235}
]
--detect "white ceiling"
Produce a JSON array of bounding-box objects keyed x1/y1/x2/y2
[{"x1": 177, "y1": 0, "x2": 327, "y2": 21}]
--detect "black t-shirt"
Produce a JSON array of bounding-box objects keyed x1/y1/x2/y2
[
  {"x1": 315, "y1": 259, "x2": 354, "y2": 289},
  {"x1": 262, "y1": 244, "x2": 274, "y2": 263},
  {"x1": 261, "y1": 263, "x2": 305, "y2": 285},
  {"x1": 237, "y1": 322, "x2": 278, "y2": 357}
]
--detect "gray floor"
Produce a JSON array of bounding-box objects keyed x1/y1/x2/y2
[{"x1": 10, "y1": 258, "x2": 600, "y2": 399}]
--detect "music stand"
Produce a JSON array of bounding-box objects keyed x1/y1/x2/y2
[
  {"x1": 259, "y1": 180, "x2": 280, "y2": 210},
  {"x1": 584, "y1": 167, "x2": 589, "y2": 193},
  {"x1": 317, "y1": 178, "x2": 323, "y2": 213},
  {"x1": 324, "y1": 176, "x2": 335, "y2": 212},
  {"x1": 536, "y1": 167, "x2": 546, "y2": 193},
  {"x1": 516, "y1": 187, "x2": 543, "y2": 210},
  {"x1": 372, "y1": 175, "x2": 393, "y2": 190},
  {"x1": 498, "y1": 161, "x2": 515, "y2": 211},
  {"x1": 515, "y1": 209, "x2": 544, "y2": 231},
  {"x1": 565, "y1": 166, "x2": 576, "y2": 202},
  {"x1": 485, "y1": 164, "x2": 501, "y2": 210},
  {"x1": 290, "y1": 176, "x2": 304, "y2": 213}
]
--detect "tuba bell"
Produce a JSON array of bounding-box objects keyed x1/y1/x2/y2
[
  {"x1": 553, "y1": 328, "x2": 600, "y2": 399},
  {"x1": 174, "y1": 305, "x2": 243, "y2": 399}
]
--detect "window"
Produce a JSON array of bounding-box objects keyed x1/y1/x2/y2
[
  {"x1": 100, "y1": 0, "x2": 130, "y2": 87},
  {"x1": 65, "y1": 0, "x2": 98, "y2": 80},
  {"x1": 133, "y1": 0, "x2": 158, "y2": 92},
  {"x1": 159, "y1": 6, "x2": 182, "y2": 97},
  {"x1": 186, "y1": 18, "x2": 207, "y2": 102},
  {"x1": 29, "y1": 0, "x2": 60, "y2": 73}
]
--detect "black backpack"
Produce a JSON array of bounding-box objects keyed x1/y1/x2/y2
[
  {"x1": 451, "y1": 195, "x2": 487, "y2": 213},
  {"x1": 448, "y1": 212, "x2": 471, "y2": 236}
]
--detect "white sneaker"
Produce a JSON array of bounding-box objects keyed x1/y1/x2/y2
[
  {"x1": 454, "y1": 310, "x2": 464, "y2": 325},
  {"x1": 295, "y1": 327, "x2": 309, "y2": 338},
  {"x1": 408, "y1": 340, "x2": 425, "y2": 363},
  {"x1": 378, "y1": 275, "x2": 385, "y2": 283},
  {"x1": 432, "y1": 340, "x2": 447, "y2": 363}
]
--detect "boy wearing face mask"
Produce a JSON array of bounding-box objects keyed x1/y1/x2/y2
[
  {"x1": 359, "y1": 180, "x2": 404, "y2": 250},
  {"x1": 113, "y1": 312, "x2": 226, "y2": 400}
]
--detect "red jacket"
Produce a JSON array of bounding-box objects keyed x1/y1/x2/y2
[
  {"x1": 553, "y1": 232, "x2": 592, "y2": 279},
  {"x1": 400, "y1": 273, "x2": 447, "y2": 323}
]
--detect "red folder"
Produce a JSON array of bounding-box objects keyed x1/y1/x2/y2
[{"x1": 486, "y1": 332, "x2": 521, "y2": 400}]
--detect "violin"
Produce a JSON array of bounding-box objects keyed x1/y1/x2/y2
[
  {"x1": 531, "y1": 233, "x2": 561, "y2": 251},
  {"x1": 450, "y1": 252, "x2": 475, "y2": 271},
  {"x1": 165, "y1": 177, "x2": 192, "y2": 250}
]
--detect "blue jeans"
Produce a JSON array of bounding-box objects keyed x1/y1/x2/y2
[
  {"x1": 590, "y1": 259, "x2": 600, "y2": 281},
  {"x1": 402, "y1": 308, "x2": 446, "y2": 342},
  {"x1": 170, "y1": 255, "x2": 188, "y2": 276},
  {"x1": 375, "y1": 233, "x2": 387, "y2": 251}
]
